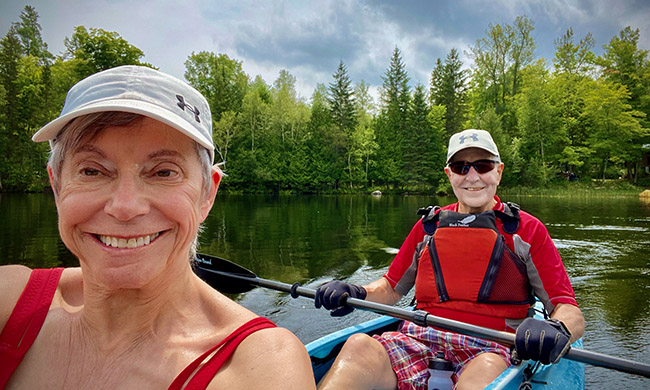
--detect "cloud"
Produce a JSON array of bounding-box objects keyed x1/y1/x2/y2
[{"x1": 1, "y1": 0, "x2": 649, "y2": 102}]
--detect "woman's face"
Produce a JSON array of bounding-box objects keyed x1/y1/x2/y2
[
  {"x1": 444, "y1": 147, "x2": 503, "y2": 214},
  {"x1": 52, "y1": 117, "x2": 216, "y2": 289}
]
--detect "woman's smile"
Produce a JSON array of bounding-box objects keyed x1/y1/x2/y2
[{"x1": 95, "y1": 232, "x2": 162, "y2": 249}]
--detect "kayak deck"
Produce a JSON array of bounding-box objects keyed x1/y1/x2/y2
[
  {"x1": 485, "y1": 338, "x2": 584, "y2": 390},
  {"x1": 306, "y1": 311, "x2": 585, "y2": 389}
]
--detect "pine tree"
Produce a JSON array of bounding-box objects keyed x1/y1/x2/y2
[
  {"x1": 13, "y1": 6, "x2": 52, "y2": 65},
  {"x1": 0, "y1": 29, "x2": 21, "y2": 135},
  {"x1": 403, "y1": 84, "x2": 434, "y2": 189},
  {"x1": 328, "y1": 60, "x2": 357, "y2": 134},
  {"x1": 430, "y1": 48, "x2": 468, "y2": 137},
  {"x1": 328, "y1": 60, "x2": 357, "y2": 188},
  {"x1": 307, "y1": 83, "x2": 338, "y2": 191},
  {"x1": 373, "y1": 47, "x2": 410, "y2": 189}
]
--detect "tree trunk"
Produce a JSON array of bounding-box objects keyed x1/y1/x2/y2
[{"x1": 348, "y1": 152, "x2": 353, "y2": 190}]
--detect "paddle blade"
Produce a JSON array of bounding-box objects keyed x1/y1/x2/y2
[{"x1": 193, "y1": 253, "x2": 259, "y2": 294}]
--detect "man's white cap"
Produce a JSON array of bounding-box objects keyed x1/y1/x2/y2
[
  {"x1": 446, "y1": 129, "x2": 500, "y2": 164},
  {"x1": 32, "y1": 65, "x2": 215, "y2": 163}
]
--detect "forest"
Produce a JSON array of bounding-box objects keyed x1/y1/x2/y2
[{"x1": 1, "y1": 6, "x2": 649, "y2": 194}]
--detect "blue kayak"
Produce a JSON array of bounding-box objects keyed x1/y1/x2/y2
[{"x1": 306, "y1": 310, "x2": 585, "y2": 389}]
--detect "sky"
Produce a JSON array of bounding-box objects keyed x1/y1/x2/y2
[{"x1": 1, "y1": 0, "x2": 649, "y2": 102}]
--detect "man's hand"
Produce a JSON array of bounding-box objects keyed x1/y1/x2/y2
[
  {"x1": 314, "y1": 281, "x2": 367, "y2": 317},
  {"x1": 515, "y1": 318, "x2": 572, "y2": 364}
]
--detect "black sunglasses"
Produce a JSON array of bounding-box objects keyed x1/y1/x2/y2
[{"x1": 448, "y1": 159, "x2": 499, "y2": 175}]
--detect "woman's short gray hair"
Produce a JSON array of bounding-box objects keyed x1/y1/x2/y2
[{"x1": 48, "y1": 111, "x2": 214, "y2": 259}]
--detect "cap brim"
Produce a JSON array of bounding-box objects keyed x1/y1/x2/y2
[
  {"x1": 33, "y1": 99, "x2": 214, "y2": 161},
  {"x1": 446, "y1": 145, "x2": 500, "y2": 164}
]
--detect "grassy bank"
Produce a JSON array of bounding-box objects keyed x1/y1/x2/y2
[
  {"x1": 215, "y1": 180, "x2": 648, "y2": 197},
  {"x1": 499, "y1": 180, "x2": 645, "y2": 197}
]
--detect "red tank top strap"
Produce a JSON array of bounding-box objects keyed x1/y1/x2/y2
[
  {"x1": 169, "y1": 317, "x2": 276, "y2": 390},
  {"x1": 0, "y1": 268, "x2": 64, "y2": 388}
]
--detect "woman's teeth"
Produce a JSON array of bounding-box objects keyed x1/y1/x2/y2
[{"x1": 98, "y1": 232, "x2": 160, "y2": 248}]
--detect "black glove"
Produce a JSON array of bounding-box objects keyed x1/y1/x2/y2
[
  {"x1": 514, "y1": 318, "x2": 572, "y2": 364},
  {"x1": 314, "y1": 280, "x2": 367, "y2": 317}
]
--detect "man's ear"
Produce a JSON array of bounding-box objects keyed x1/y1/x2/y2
[
  {"x1": 199, "y1": 166, "x2": 222, "y2": 222},
  {"x1": 496, "y1": 162, "x2": 504, "y2": 184},
  {"x1": 444, "y1": 166, "x2": 452, "y2": 182}
]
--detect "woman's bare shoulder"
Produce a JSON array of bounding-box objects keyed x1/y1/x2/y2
[
  {"x1": 221, "y1": 326, "x2": 316, "y2": 389},
  {"x1": 0, "y1": 264, "x2": 33, "y2": 328}
]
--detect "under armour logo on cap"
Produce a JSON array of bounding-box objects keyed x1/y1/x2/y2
[
  {"x1": 459, "y1": 133, "x2": 479, "y2": 144},
  {"x1": 446, "y1": 129, "x2": 499, "y2": 164},
  {"x1": 176, "y1": 94, "x2": 201, "y2": 123}
]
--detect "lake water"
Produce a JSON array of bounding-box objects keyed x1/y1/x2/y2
[{"x1": 1, "y1": 192, "x2": 649, "y2": 388}]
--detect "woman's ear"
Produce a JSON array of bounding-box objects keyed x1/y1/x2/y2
[
  {"x1": 211, "y1": 165, "x2": 223, "y2": 191},
  {"x1": 47, "y1": 165, "x2": 58, "y2": 203},
  {"x1": 199, "y1": 166, "x2": 223, "y2": 222}
]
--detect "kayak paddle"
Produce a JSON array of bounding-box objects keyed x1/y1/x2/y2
[{"x1": 192, "y1": 253, "x2": 650, "y2": 379}]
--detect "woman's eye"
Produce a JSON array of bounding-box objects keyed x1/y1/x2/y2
[
  {"x1": 155, "y1": 169, "x2": 177, "y2": 178},
  {"x1": 81, "y1": 168, "x2": 100, "y2": 176}
]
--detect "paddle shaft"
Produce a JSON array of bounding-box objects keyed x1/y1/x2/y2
[{"x1": 206, "y1": 269, "x2": 650, "y2": 379}]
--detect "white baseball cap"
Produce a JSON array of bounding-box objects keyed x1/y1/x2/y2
[
  {"x1": 446, "y1": 129, "x2": 500, "y2": 164},
  {"x1": 32, "y1": 65, "x2": 215, "y2": 163}
]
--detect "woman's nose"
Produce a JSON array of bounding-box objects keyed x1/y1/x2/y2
[{"x1": 103, "y1": 176, "x2": 150, "y2": 221}]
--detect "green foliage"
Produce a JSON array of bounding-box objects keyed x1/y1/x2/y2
[
  {"x1": 427, "y1": 105, "x2": 448, "y2": 191},
  {"x1": 64, "y1": 26, "x2": 146, "y2": 78},
  {"x1": 516, "y1": 60, "x2": 565, "y2": 179},
  {"x1": 597, "y1": 26, "x2": 650, "y2": 128},
  {"x1": 0, "y1": 14, "x2": 51, "y2": 192},
  {"x1": 553, "y1": 28, "x2": 596, "y2": 75},
  {"x1": 468, "y1": 16, "x2": 536, "y2": 136},
  {"x1": 430, "y1": 48, "x2": 469, "y2": 137},
  {"x1": 185, "y1": 52, "x2": 249, "y2": 122},
  {"x1": 13, "y1": 6, "x2": 52, "y2": 65},
  {"x1": 328, "y1": 60, "x2": 357, "y2": 134},
  {"x1": 581, "y1": 79, "x2": 648, "y2": 181},
  {"x1": 373, "y1": 47, "x2": 410, "y2": 190},
  {"x1": 402, "y1": 84, "x2": 441, "y2": 191}
]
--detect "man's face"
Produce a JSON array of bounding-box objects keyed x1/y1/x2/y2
[{"x1": 444, "y1": 148, "x2": 503, "y2": 214}]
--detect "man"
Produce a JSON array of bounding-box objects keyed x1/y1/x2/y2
[
  {"x1": 314, "y1": 129, "x2": 584, "y2": 390},
  {"x1": 0, "y1": 66, "x2": 315, "y2": 389}
]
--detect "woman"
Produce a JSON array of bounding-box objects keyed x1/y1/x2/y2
[{"x1": 0, "y1": 66, "x2": 315, "y2": 389}]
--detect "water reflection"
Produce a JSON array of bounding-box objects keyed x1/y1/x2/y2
[{"x1": 1, "y1": 193, "x2": 648, "y2": 387}]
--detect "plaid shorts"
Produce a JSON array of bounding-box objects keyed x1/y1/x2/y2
[{"x1": 373, "y1": 321, "x2": 511, "y2": 390}]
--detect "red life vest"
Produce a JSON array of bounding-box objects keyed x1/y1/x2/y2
[{"x1": 414, "y1": 205, "x2": 534, "y2": 330}]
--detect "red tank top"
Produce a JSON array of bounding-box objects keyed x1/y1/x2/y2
[
  {"x1": 0, "y1": 268, "x2": 277, "y2": 390},
  {"x1": 0, "y1": 268, "x2": 63, "y2": 388},
  {"x1": 168, "y1": 316, "x2": 276, "y2": 389}
]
